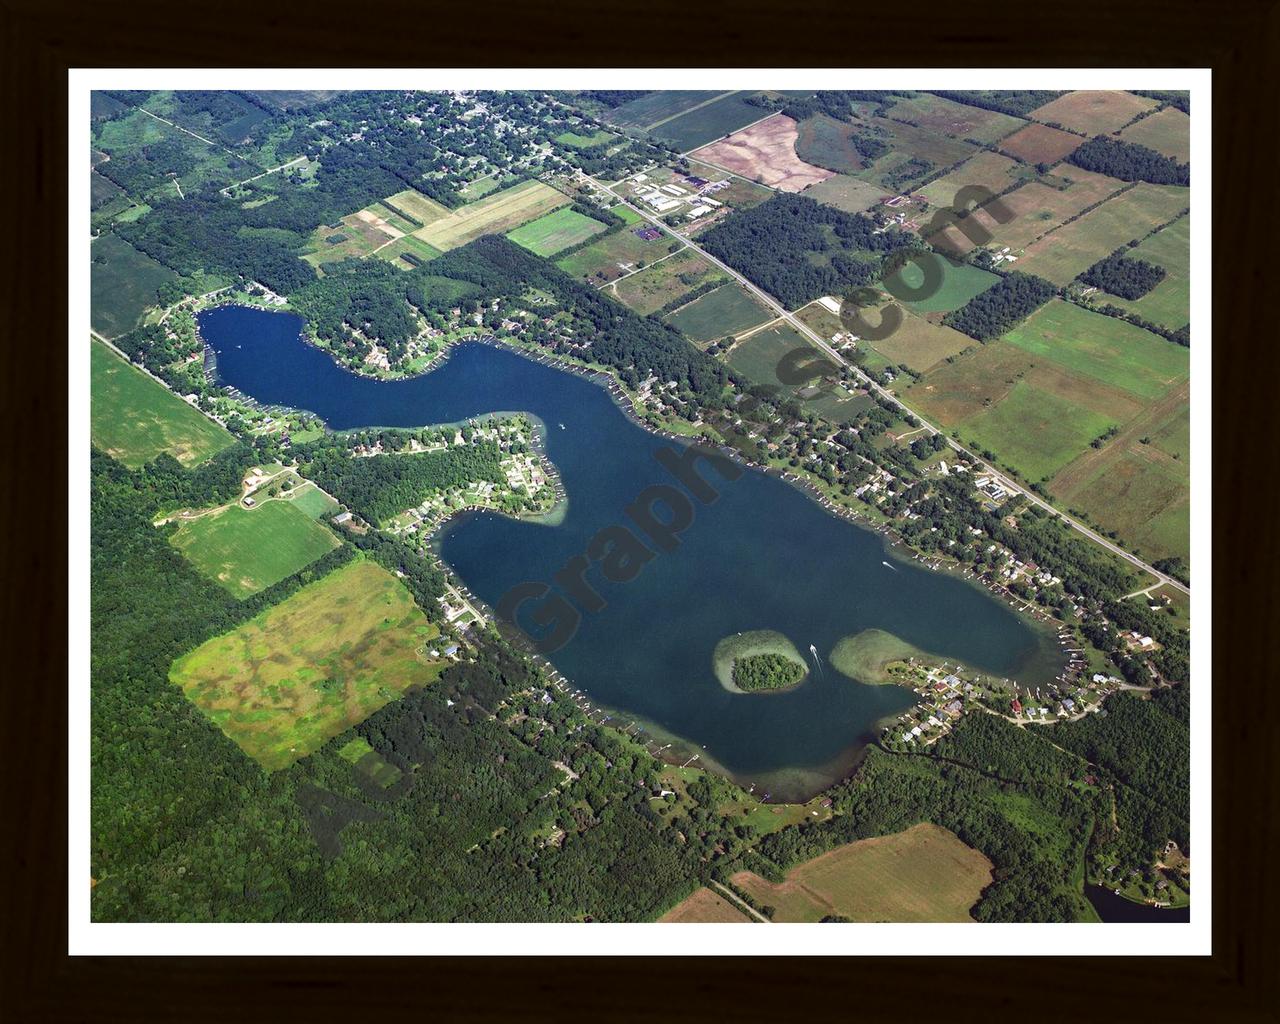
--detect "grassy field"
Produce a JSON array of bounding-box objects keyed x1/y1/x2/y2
[
  {"x1": 725, "y1": 321, "x2": 817, "y2": 390},
  {"x1": 169, "y1": 559, "x2": 444, "y2": 770},
  {"x1": 290, "y1": 483, "x2": 341, "y2": 520},
  {"x1": 998, "y1": 123, "x2": 1085, "y2": 165},
  {"x1": 555, "y1": 128, "x2": 616, "y2": 149},
  {"x1": 609, "y1": 249, "x2": 725, "y2": 315},
  {"x1": 1001, "y1": 300, "x2": 1189, "y2": 401},
  {"x1": 658, "y1": 888, "x2": 751, "y2": 923},
  {"x1": 412, "y1": 180, "x2": 569, "y2": 251},
  {"x1": 917, "y1": 150, "x2": 1028, "y2": 209},
  {"x1": 1029, "y1": 91, "x2": 1159, "y2": 135},
  {"x1": 933, "y1": 167, "x2": 1125, "y2": 254},
  {"x1": 884, "y1": 93, "x2": 1027, "y2": 144},
  {"x1": 556, "y1": 221, "x2": 679, "y2": 284},
  {"x1": 847, "y1": 117, "x2": 979, "y2": 191},
  {"x1": 91, "y1": 338, "x2": 234, "y2": 467},
  {"x1": 829, "y1": 628, "x2": 950, "y2": 685},
  {"x1": 91, "y1": 234, "x2": 179, "y2": 338},
  {"x1": 1016, "y1": 183, "x2": 1190, "y2": 285},
  {"x1": 373, "y1": 233, "x2": 444, "y2": 270},
  {"x1": 865, "y1": 307, "x2": 976, "y2": 372},
  {"x1": 506, "y1": 206, "x2": 608, "y2": 257},
  {"x1": 793, "y1": 113, "x2": 869, "y2": 174},
  {"x1": 801, "y1": 174, "x2": 886, "y2": 213},
  {"x1": 1118, "y1": 107, "x2": 1191, "y2": 163},
  {"x1": 663, "y1": 283, "x2": 774, "y2": 343},
  {"x1": 382, "y1": 189, "x2": 453, "y2": 227},
  {"x1": 304, "y1": 209, "x2": 400, "y2": 268},
  {"x1": 881, "y1": 256, "x2": 1001, "y2": 315},
  {"x1": 959, "y1": 379, "x2": 1117, "y2": 481},
  {"x1": 169, "y1": 498, "x2": 340, "y2": 599},
  {"x1": 1096, "y1": 213, "x2": 1190, "y2": 329},
  {"x1": 733, "y1": 823, "x2": 993, "y2": 922}
]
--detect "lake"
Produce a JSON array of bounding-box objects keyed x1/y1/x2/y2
[{"x1": 200, "y1": 304, "x2": 1064, "y2": 799}]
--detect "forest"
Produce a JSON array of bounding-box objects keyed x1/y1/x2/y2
[
  {"x1": 300, "y1": 440, "x2": 505, "y2": 526},
  {"x1": 1080, "y1": 250, "x2": 1167, "y2": 299},
  {"x1": 698, "y1": 194, "x2": 912, "y2": 309},
  {"x1": 929, "y1": 90, "x2": 1064, "y2": 116},
  {"x1": 943, "y1": 271, "x2": 1058, "y2": 340},
  {"x1": 731, "y1": 653, "x2": 804, "y2": 691},
  {"x1": 1068, "y1": 136, "x2": 1191, "y2": 186}
]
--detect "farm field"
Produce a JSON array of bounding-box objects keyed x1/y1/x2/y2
[
  {"x1": 290, "y1": 483, "x2": 341, "y2": 520},
  {"x1": 411, "y1": 180, "x2": 569, "y2": 251},
  {"x1": 1118, "y1": 107, "x2": 1191, "y2": 163},
  {"x1": 793, "y1": 113, "x2": 870, "y2": 174},
  {"x1": 692, "y1": 113, "x2": 833, "y2": 192},
  {"x1": 604, "y1": 91, "x2": 723, "y2": 131},
  {"x1": 304, "y1": 208, "x2": 400, "y2": 268},
  {"x1": 1016, "y1": 183, "x2": 1189, "y2": 285},
  {"x1": 866, "y1": 307, "x2": 979, "y2": 372},
  {"x1": 650, "y1": 92, "x2": 771, "y2": 152},
  {"x1": 917, "y1": 150, "x2": 1028, "y2": 209},
  {"x1": 957, "y1": 379, "x2": 1118, "y2": 481},
  {"x1": 1095, "y1": 213, "x2": 1190, "y2": 329},
  {"x1": 884, "y1": 93, "x2": 1026, "y2": 144},
  {"x1": 930, "y1": 167, "x2": 1126, "y2": 255},
  {"x1": 374, "y1": 233, "x2": 444, "y2": 270},
  {"x1": 506, "y1": 206, "x2": 608, "y2": 257},
  {"x1": 846, "y1": 117, "x2": 979, "y2": 191},
  {"x1": 169, "y1": 559, "x2": 444, "y2": 770},
  {"x1": 609, "y1": 249, "x2": 725, "y2": 315},
  {"x1": 90, "y1": 234, "x2": 179, "y2": 338},
  {"x1": 90, "y1": 338, "x2": 234, "y2": 468},
  {"x1": 794, "y1": 300, "x2": 846, "y2": 341},
  {"x1": 169, "y1": 498, "x2": 340, "y2": 599},
  {"x1": 998, "y1": 122, "x2": 1085, "y2": 165},
  {"x1": 881, "y1": 255, "x2": 1001, "y2": 314},
  {"x1": 457, "y1": 175, "x2": 502, "y2": 201},
  {"x1": 1001, "y1": 300, "x2": 1188, "y2": 401},
  {"x1": 556, "y1": 220, "x2": 680, "y2": 284},
  {"x1": 801, "y1": 174, "x2": 885, "y2": 213},
  {"x1": 663, "y1": 283, "x2": 774, "y2": 344},
  {"x1": 725, "y1": 321, "x2": 813, "y2": 390},
  {"x1": 732, "y1": 823, "x2": 992, "y2": 922},
  {"x1": 1029, "y1": 90, "x2": 1159, "y2": 136},
  {"x1": 382, "y1": 189, "x2": 453, "y2": 227},
  {"x1": 658, "y1": 887, "x2": 751, "y2": 923}
]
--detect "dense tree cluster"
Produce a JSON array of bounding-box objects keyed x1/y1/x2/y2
[
  {"x1": 575, "y1": 90, "x2": 653, "y2": 108},
  {"x1": 943, "y1": 271, "x2": 1058, "y2": 340},
  {"x1": 731, "y1": 653, "x2": 804, "y2": 691},
  {"x1": 1068, "y1": 136, "x2": 1190, "y2": 186},
  {"x1": 289, "y1": 258, "x2": 420, "y2": 359},
  {"x1": 698, "y1": 194, "x2": 912, "y2": 309},
  {"x1": 301, "y1": 441, "x2": 505, "y2": 526},
  {"x1": 930, "y1": 90, "x2": 1064, "y2": 117},
  {"x1": 780, "y1": 90, "x2": 907, "y2": 122},
  {"x1": 1080, "y1": 250, "x2": 1167, "y2": 299},
  {"x1": 1132, "y1": 91, "x2": 1190, "y2": 114}
]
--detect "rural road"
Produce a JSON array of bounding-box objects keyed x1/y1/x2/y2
[
  {"x1": 583, "y1": 172, "x2": 1190, "y2": 599},
  {"x1": 711, "y1": 881, "x2": 771, "y2": 923}
]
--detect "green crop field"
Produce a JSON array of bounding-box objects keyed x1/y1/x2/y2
[
  {"x1": 1016, "y1": 183, "x2": 1189, "y2": 285},
  {"x1": 556, "y1": 224, "x2": 679, "y2": 284},
  {"x1": 881, "y1": 255, "x2": 1001, "y2": 315},
  {"x1": 91, "y1": 234, "x2": 179, "y2": 338},
  {"x1": 169, "y1": 498, "x2": 340, "y2": 599},
  {"x1": 732, "y1": 823, "x2": 993, "y2": 922},
  {"x1": 169, "y1": 558, "x2": 445, "y2": 770},
  {"x1": 373, "y1": 233, "x2": 444, "y2": 270},
  {"x1": 1002, "y1": 300, "x2": 1189, "y2": 401},
  {"x1": 1118, "y1": 106, "x2": 1191, "y2": 163},
  {"x1": 918, "y1": 150, "x2": 1028, "y2": 210},
  {"x1": 1096, "y1": 213, "x2": 1190, "y2": 329},
  {"x1": 290, "y1": 483, "x2": 341, "y2": 520},
  {"x1": 663, "y1": 283, "x2": 773, "y2": 343},
  {"x1": 91, "y1": 338, "x2": 234, "y2": 468},
  {"x1": 604, "y1": 90, "x2": 722, "y2": 131},
  {"x1": 958, "y1": 379, "x2": 1117, "y2": 481},
  {"x1": 609, "y1": 249, "x2": 725, "y2": 315},
  {"x1": 506, "y1": 207, "x2": 608, "y2": 257},
  {"x1": 650, "y1": 92, "x2": 767, "y2": 151},
  {"x1": 725, "y1": 321, "x2": 814, "y2": 390}
]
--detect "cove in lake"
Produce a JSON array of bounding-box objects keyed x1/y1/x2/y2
[{"x1": 200, "y1": 304, "x2": 1064, "y2": 799}]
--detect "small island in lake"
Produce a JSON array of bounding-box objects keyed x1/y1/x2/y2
[{"x1": 713, "y1": 630, "x2": 809, "y2": 694}]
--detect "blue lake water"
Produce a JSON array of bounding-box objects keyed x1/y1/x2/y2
[{"x1": 200, "y1": 304, "x2": 1063, "y2": 798}]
